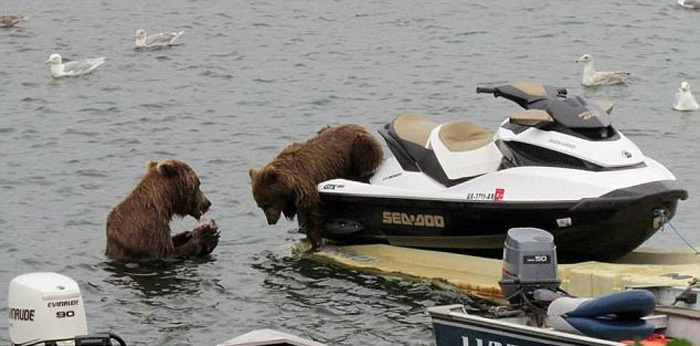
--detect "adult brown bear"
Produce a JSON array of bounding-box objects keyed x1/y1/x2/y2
[
  {"x1": 106, "y1": 160, "x2": 220, "y2": 260},
  {"x1": 249, "y1": 124, "x2": 383, "y2": 251}
]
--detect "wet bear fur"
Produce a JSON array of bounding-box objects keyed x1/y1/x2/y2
[
  {"x1": 249, "y1": 124, "x2": 383, "y2": 251},
  {"x1": 106, "y1": 159, "x2": 219, "y2": 260}
]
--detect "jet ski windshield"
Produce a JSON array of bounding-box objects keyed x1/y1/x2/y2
[{"x1": 545, "y1": 95, "x2": 612, "y2": 129}]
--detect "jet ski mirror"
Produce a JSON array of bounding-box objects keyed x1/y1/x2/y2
[
  {"x1": 595, "y1": 100, "x2": 615, "y2": 115},
  {"x1": 509, "y1": 110, "x2": 554, "y2": 126}
]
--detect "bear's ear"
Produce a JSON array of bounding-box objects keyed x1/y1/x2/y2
[
  {"x1": 156, "y1": 160, "x2": 179, "y2": 177},
  {"x1": 145, "y1": 160, "x2": 158, "y2": 172},
  {"x1": 249, "y1": 167, "x2": 262, "y2": 180},
  {"x1": 260, "y1": 165, "x2": 278, "y2": 183}
]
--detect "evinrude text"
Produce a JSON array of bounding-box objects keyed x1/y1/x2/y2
[
  {"x1": 9, "y1": 308, "x2": 35, "y2": 321},
  {"x1": 47, "y1": 299, "x2": 80, "y2": 308}
]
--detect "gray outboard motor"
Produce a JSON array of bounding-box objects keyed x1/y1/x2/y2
[
  {"x1": 498, "y1": 228, "x2": 561, "y2": 310},
  {"x1": 497, "y1": 228, "x2": 657, "y2": 340}
]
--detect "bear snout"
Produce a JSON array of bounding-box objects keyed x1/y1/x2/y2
[
  {"x1": 264, "y1": 208, "x2": 281, "y2": 225},
  {"x1": 190, "y1": 196, "x2": 211, "y2": 220},
  {"x1": 198, "y1": 197, "x2": 212, "y2": 218},
  {"x1": 202, "y1": 197, "x2": 212, "y2": 212}
]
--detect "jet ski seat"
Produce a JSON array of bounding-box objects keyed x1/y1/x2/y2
[
  {"x1": 393, "y1": 113, "x2": 437, "y2": 148},
  {"x1": 380, "y1": 113, "x2": 503, "y2": 184},
  {"x1": 430, "y1": 120, "x2": 503, "y2": 180},
  {"x1": 380, "y1": 113, "x2": 438, "y2": 172},
  {"x1": 438, "y1": 120, "x2": 494, "y2": 152}
]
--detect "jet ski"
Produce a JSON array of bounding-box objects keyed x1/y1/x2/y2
[{"x1": 312, "y1": 82, "x2": 688, "y2": 263}]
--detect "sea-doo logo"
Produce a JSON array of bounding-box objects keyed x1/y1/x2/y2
[
  {"x1": 382, "y1": 212, "x2": 445, "y2": 228},
  {"x1": 621, "y1": 150, "x2": 632, "y2": 158},
  {"x1": 9, "y1": 308, "x2": 35, "y2": 321},
  {"x1": 548, "y1": 139, "x2": 576, "y2": 149}
]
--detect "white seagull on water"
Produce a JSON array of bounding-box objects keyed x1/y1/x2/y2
[
  {"x1": 45, "y1": 54, "x2": 107, "y2": 78},
  {"x1": 0, "y1": 14, "x2": 27, "y2": 28},
  {"x1": 134, "y1": 29, "x2": 184, "y2": 48},
  {"x1": 674, "y1": 81, "x2": 700, "y2": 111},
  {"x1": 575, "y1": 54, "x2": 631, "y2": 86}
]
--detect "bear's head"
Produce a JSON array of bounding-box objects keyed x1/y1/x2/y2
[
  {"x1": 249, "y1": 165, "x2": 297, "y2": 225},
  {"x1": 146, "y1": 160, "x2": 212, "y2": 220}
]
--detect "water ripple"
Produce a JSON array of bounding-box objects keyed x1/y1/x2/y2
[{"x1": 2, "y1": 1, "x2": 699, "y2": 345}]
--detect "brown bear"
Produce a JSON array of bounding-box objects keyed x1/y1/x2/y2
[
  {"x1": 249, "y1": 124, "x2": 383, "y2": 251},
  {"x1": 106, "y1": 159, "x2": 220, "y2": 260}
]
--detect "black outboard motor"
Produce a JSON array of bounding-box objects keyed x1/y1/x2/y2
[{"x1": 498, "y1": 228, "x2": 562, "y2": 324}]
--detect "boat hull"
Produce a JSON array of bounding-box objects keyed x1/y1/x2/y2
[
  {"x1": 315, "y1": 180, "x2": 686, "y2": 263},
  {"x1": 428, "y1": 305, "x2": 624, "y2": 346}
]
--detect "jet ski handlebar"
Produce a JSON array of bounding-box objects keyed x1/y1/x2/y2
[
  {"x1": 476, "y1": 85, "x2": 567, "y2": 98},
  {"x1": 476, "y1": 87, "x2": 497, "y2": 95},
  {"x1": 476, "y1": 84, "x2": 569, "y2": 110}
]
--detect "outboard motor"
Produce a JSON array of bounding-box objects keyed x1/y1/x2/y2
[
  {"x1": 499, "y1": 228, "x2": 561, "y2": 307},
  {"x1": 8, "y1": 272, "x2": 126, "y2": 346},
  {"x1": 497, "y1": 228, "x2": 657, "y2": 341}
]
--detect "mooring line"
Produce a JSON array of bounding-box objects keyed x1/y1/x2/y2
[{"x1": 655, "y1": 209, "x2": 700, "y2": 255}]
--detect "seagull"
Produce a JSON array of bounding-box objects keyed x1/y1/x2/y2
[
  {"x1": 678, "y1": 0, "x2": 700, "y2": 9},
  {"x1": 575, "y1": 54, "x2": 631, "y2": 86},
  {"x1": 0, "y1": 14, "x2": 27, "y2": 28},
  {"x1": 674, "y1": 81, "x2": 700, "y2": 111},
  {"x1": 134, "y1": 29, "x2": 184, "y2": 48},
  {"x1": 44, "y1": 54, "x2": 107, "y2": 78}
]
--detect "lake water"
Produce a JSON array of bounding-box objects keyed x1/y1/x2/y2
[{"x1": 1, "y1": 0, "x2": 699, "y2": 345}]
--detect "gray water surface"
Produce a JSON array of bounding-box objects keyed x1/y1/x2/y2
[{"x1": 1, "y1": 0, "x2": 699, "y2": 345}]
